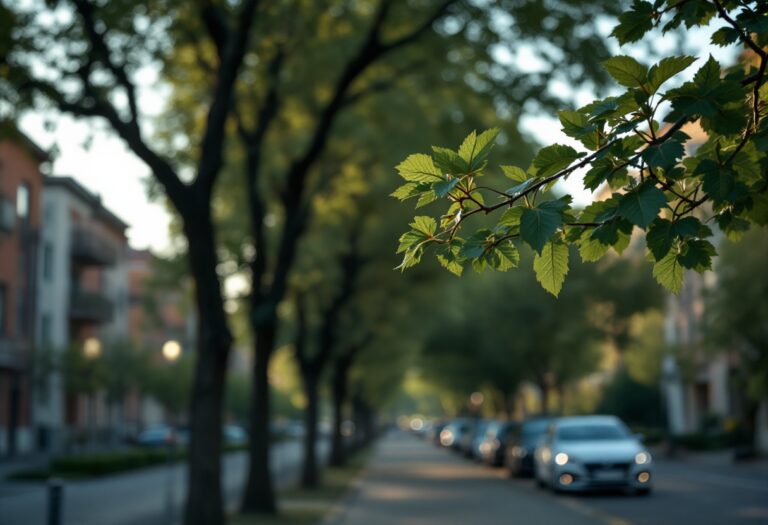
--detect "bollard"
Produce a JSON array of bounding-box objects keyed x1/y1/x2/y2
[{"x1": 47, "y1": 478, "x2": 64, "y2": 525}]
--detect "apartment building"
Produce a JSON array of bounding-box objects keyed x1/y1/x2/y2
[
  {"x1": 35, "y1": 176, "x2": 130, "y2": 451},
  {"x1": 0, "y1": 125, "x2": 47, "y2": 456}
]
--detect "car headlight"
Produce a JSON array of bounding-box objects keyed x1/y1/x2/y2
[
  {"x1": 511, "y1": 446, "x2": 527, "y2": 458},
  {"x1": 635, "y1": 451, "x2": 651, "y2": 465},
  {"x1": 555, "y1": 452, "x2": 569, "y2": 465}
]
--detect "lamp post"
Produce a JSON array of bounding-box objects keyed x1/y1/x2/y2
[
  {"x1": 162, "y1": 340, "x2": 181, "y2": 525},
  {"x1": 82, "y1": 338, "x2": 101, "y2": 449}
]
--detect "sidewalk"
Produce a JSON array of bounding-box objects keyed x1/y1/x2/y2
[{"x1": 327, "y1": 431, "x2": 604, "y2": 525}]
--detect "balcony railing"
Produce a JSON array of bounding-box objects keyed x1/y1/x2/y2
[
  {"x1": 71, "y1": 225, "x2": 118, "y2": 266},
  {"x1": 70, "y1": 290, "x2": 115, "y2": 323}
]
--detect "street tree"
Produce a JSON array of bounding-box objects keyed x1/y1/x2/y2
[
  {"x1": 393, "y1": 0, "x2": 768, "y2": 297},
  {"x1": 705, "y1": 228, "x2": 768, "y2": 447},
  {"x1": 2, "y1": 2, "x2": 261, "y2": 522},
  {"x1": 158, "y1": 0, "x2": 626, "y2": 511}
]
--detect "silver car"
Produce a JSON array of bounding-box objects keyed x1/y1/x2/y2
[{"x1": 534, "y1": 416, "x2": 653, "y2": 495}]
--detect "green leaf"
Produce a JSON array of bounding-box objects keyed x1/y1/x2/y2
[
  {"x1": 646, "y1": 218, "x2": 674, "y2": 260},
  {"x1": 499, "y1": 206, "x2": 524, "y2": 229},
  {"x1": 391, "y1": 181, "x2": 430, "y2": 201},
  {"x1": 710, "y1": 27, "x2": 740, "y2": 46},
  {"x1": 495, "y1": 241, "x2": 520, "y2": 271},
  {"x1": 558, "y1": 110, "x2": 599, "y2": 149},
  {"x1": 410, "y1": 216, "x2": 436, "y2": 236},
  {"x1": 533, "y1": 242, "x2": 570, "y2": 297},
  {"x1": 458, "y1": 128, "x2": 499, "y2": 171},
  {"x1": 461, "y1": 229, "x2": 491, "y2": 259},
  {"x1": 678, "y1": 239, "x2": 715, "y2": 272},
  {"x1": 434, "y1": 177, "x2": 460, "y2": 198},
  {"x1": 603, "y1": 55, "x2": 648, "y2": 88},
  {"x1": 532, "y1": 144, "x2": 584, "y2": 178},
  {"x1": 520, "y1": 197, "x2": 570, "y2": 253},
  {"x1": 641, "y1": 140, "x2": 685, "y2": 171},
  {"x1": 501, "y1": 165, "x2": 530, "y2": 183},
  {"x1": 653, "y1": 251, "x2": 684, "y2": 293},
  {"x1": 396, "y1": 154, "x2": 443, "y2": 182},
  {"x1": 618, "y1": 182, "x2": 668, "y2": 229},
  {"x1": 611, "y1": 0, "x2": 654, "y2": 44},
  {"x1": 415, "y1": 190, "x2": 438, "y2": 208},
  {"x1": 396, "y1": 230, "x2": 425, "y2": 254},
  {"x1": 698, "y1": 161, "x2": 747, "y2": 204},
  {"x1": 437, "y1": 242, "x2": 464, "y2": 277},
  {"x1": 579, "y1": 232, "x2": 610, "y2": 262},
  {"x1": 647, "y1": 55, "x2": 697, "y2": 93},
  {"x1": 432, "y1": 146, "x2": 468, "y2": 175}
]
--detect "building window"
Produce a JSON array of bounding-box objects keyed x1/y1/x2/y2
[
  {"x1": 16, "y1": 183, "x2": 30, "y2": 219},
  {"x1": 43, "y1": 242, "x2": 54, "y2": 281},
  {"x1": 0, "y1": 283, "x2": 7, "y2": 336}
]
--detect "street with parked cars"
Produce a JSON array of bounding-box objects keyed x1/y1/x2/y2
[{"x1": 404, "y1": 414, "x2": 768, "y2": 524}]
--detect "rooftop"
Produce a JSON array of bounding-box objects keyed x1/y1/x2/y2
[{"x1": 44, "y1": 175, "x2": 129, "y2": 232}]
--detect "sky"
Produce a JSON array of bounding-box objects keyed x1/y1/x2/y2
[{"x1": 17, "y1": 15, "x2": 735, "y2": 254}]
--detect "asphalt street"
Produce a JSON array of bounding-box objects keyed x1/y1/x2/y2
[
  {"x1": 330, "y1": 431, "x2": 768, "y2": 525},
  {"x1": 0, "y1": 439, "x2": 328, "y2": 525},
  {"x1": 2, "y1": 433, "x2": 767, "y2": 525}
]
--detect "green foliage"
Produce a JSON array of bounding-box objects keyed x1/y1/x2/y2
[
  {"x1": 705, "y1": 229, "x2": 768, "y2": 401},
  {"x1": 394, "y1": 0, "x2": 768, "y2": 296}
]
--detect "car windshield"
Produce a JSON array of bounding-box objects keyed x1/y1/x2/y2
[
  {"x1": 557, "y1": 423, "x2": 629, "y2": 441},
  {"x1": 520, "y1": 420, "x2": 550, "y2": 438}
]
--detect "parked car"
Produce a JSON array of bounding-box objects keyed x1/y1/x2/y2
[
  {"x1": 467, "y1": 419, "x2": 494, "y2": 459},
  {"x1": 136, "y1": 425, "x2": 176, "y2": 447},
  {"x1": 223, "y1": 424, "x2": 248, "y2": 446},
  {"x1": 505, "y1": 416, "x2": 554, "y2": 477},
  {"x1": 533, "y1": 415, "x2": 653, "y2": 495},
  {"x1": 428, "y1": 422, "x2": 448, "y2": 446},
  {"x1": 479, "y1": 421, "x2": 519, "y2": 467},
  {"x1": 439, "y1": 419, "x2": 472, "y2": 450}
]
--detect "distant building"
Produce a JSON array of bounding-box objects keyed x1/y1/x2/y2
[
  {"x1": 0, "y1": 124, "x2": 47, "y2": 456},
  {"x1": 35, "y1": 176, "x2": 130, "y2": 452},
  {"x1": 125, "y1": 248, "x2": 195, "y2": 428}
]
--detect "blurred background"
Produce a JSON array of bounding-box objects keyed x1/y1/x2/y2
[{"x1": 0, "y1": 0, "x2": 766, "y2": 524}]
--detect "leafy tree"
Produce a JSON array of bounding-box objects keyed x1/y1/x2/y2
[
  {"x1": 394, "y1": 0, "x2": 768, "y2": 296},
  {"x1": 156, "y1": 0, "x2": 625, "y2": 511},
  {"x1": 705, "y1": 228, "x2": 768, "y2": 444},
  {"x1": 3, "y1": 2, "x2": 260, "y2": 522},
  {"x1": 418, "y1": 246, "x2": 662, "y2": 415}
]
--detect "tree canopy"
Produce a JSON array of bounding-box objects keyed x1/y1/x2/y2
[{"x1": 393, "y1": 0, "x2": 768, "y2": 296}]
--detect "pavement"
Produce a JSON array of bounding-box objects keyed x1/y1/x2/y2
[
  {"x1": 0, "y1": 438, "x2": 328, "y2": 525},
  {"x1": 328, "y1": 431, "x2": 768, "y2": 525}
]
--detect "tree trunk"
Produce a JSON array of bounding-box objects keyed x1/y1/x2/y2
[
  {"x1": 538, "y1": 379, "x2": 549, "y2": 415},
  {"x1": 329, "y1": 357, "x2": 350, "y2": 467},
  {"x1": 183, "y1": 215, "x2": 232, "y2": 525},
  {"x1": 300, "y1": 369, "x2": 321, "y2": 488},
  {"x1": 240, "y1": 322, "x2": 277, "y2": 514}
]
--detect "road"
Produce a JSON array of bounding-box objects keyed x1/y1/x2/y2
[
  {"x1": 0, "y1": 439, "x2": 328, "y2": 525},
  {"x1": 330, "y1": 431, "x2": 768, "y2": 525}
]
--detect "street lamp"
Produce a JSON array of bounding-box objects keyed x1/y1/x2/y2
[
  {"x1": 161, "y1": 339, "x2": 181, "y2": 525},
  {"x1": 83, "y1": 337, "x2": 102, "y2": 359},
  {"x1": 82, "y1": 337, "x2": 101, "y2": 450},
  {"x1": 162, "y1": 340, "x2": 181, "y2": 362}
]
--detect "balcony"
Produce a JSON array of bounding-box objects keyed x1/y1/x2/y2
[
  {"x1": 70, "y1": 290, "x2": 115, "y2": 323},
  {"x1": 71, "y1": 225, "x2": 118, "y2": 266}
]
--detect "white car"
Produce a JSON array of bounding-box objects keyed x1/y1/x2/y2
[{"x1": 534, "y1": 416, "x2": 653, "y2": 495}]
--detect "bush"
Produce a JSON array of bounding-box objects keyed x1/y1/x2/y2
[{"x1": 51, "y1": 448, "x2": 173, "y2": 476}]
